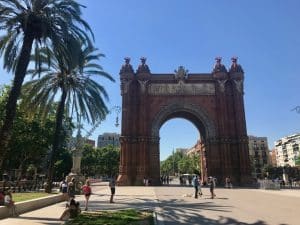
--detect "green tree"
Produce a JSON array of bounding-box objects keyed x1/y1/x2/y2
[
  {"x1": 178, "y1": 153, "x2": 200, "y2": 175},
  {"x1": 160, "y1": 151, "x2": 200, "y2": 176},
  {"x1": 81, "y1": 145, "x2": 120, "y2": 177},
  {"x1": 81, "y1": 144, "x2": 98, "y2": 176},
  {"x1": 0, "y1": 85, "x2": 72, "y2": 178},
  {"x1": 160, "y1": 151, "x2": 184, "y2": 175},
  {"x1": 101, "y1": 145, "x2": 120, "y2": 177},
  {"x1": 53, "y1": 148, "x2": 72, "y2": 181},
  {"x1": 0, "y1": 0, "x2": 93, "y2": 168},
  {"x1": 160, "y1": 160, "x2": 172, "y2": 175},
  {"x1": 22, "y1": 44, "x2": 114, "y2": 192}
]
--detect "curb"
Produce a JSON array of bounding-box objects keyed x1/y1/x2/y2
[{"x1": 0, "y1": 194, "x2": 64, "y2": 219}]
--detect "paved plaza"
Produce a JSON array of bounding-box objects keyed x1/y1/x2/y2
[{"x1": 0, "y1": 183, "x2": 299, "y2": 225}]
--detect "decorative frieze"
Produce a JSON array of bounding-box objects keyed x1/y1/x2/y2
[
  {"x1": 148, "y1": 82, "x2": 215, "y2": 95},
  {"x1": 120, "y1": 136, "x2": 160, "y2": 143}
]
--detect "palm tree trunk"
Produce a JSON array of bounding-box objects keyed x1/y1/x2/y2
[
  {"x1": 0, "y1": 34, "x2": 34, "y2": 169},
  {"x1": 46, "y1": 88, "x2": 67, "y2": 193}
]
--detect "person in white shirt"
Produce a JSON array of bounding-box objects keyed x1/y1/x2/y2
[{"x1": 4, "y1": 190, "x2": 18, "y2": 216}]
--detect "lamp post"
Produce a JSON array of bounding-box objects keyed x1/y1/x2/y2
[{"x1": 68, "y1": 106, "x2": 121, "y2": 183}]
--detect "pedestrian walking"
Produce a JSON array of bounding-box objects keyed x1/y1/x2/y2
[
  {"x1": 60, "y1": 179, "x2": 68, "y2": 200},
  {"x1": 82, "y1": 180, "x2": 92, "y2": 211},
  {"x1": 109, "y1": 176, "x2": 116, "y2": 203},
  {"x1": 82, "y1": 179, "x2": 92, "y2": 211},
  {"x1": 198, "y1": 178, "x2": 203, "y2": 196},
  {"x1": 208, "y1": 176, "x2": 216, "y2": 199},
  {"x1": 225, "y1": 177, "x2": 232, "y2": 188},
  {"x1": 192, "y1": 175, "x2": 202, "y2": 198}
]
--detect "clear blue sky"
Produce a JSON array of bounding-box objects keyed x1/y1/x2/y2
[{"x1": 1, "y1": 0, "x2": 300, "y2": 160}]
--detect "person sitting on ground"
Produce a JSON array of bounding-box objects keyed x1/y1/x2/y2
[
  {"x1": 4, "y1": 190, "x2": 18, "y2": 216},
  {"x1": 59, "y1": 197, "x2": 81, "y2": 220}
]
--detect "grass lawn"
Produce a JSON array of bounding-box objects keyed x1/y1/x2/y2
[
  {"x1": 13, "y1": 192, "x2": 54, "y2": 202},
  {"x1": 65, "y1": 209, "x2": 154, "y2": 225}
]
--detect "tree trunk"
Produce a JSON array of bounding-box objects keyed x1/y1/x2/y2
[
  {"x1": 46, "y1": 88, "x2": 67, "y2": 193},
  {"x1": 0, "y1": 34, "x2": 34, "y2": 169}
]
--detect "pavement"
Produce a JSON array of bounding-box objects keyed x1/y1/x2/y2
[{"x1": 0, "y1": 182, "x2": 299, "y2": 225}]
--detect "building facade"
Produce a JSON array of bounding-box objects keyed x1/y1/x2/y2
[
  {"x1": 248, "y1": 135, "x2": 269, "y2": 178},
  {"x1": 176, "y1": 148, "x2": 188, "y2": 154},
  {"x1": 275, "y1": 133, "x2": 300, "y2": 167},
  {"x1": 85, "y1": 139, "x2": 96, "y2": 148},
  {"x1": 97, "y1": 132, "x2": 120, "y2": 148},
  {"x1": 270, "y1": 148, "x2": 277, "y2": 167}
]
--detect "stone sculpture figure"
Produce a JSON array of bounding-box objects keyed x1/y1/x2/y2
[
  {"x1": 174, "y1": 66, "x2": 188, "y2": 81},
  {"x1": 137, "y1": 57, "x2": 150, "y2": 73},
  {"x1": 120, "y1": 57, "x2": 134, "y2": 74},
  {"x1": 212, "y1": 57, "x2": 227, "y2": 73},
  {"x1": 229, "y1": 57, "x2": 244, "y2": 73}
]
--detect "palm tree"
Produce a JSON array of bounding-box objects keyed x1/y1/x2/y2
[
  {"x1": 22, "y1": 42, "x2": 114, "y2": 192},
  {"x1": 0, "y1": 0, "x2": 93, "y2": 168}
]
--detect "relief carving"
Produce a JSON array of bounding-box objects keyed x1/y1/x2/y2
[
  {"x1": 234, "y1": 80, "x2": 243, "y2": 93},
  {"x1": 138, "y1": 80, "x2": 148, "y2": 94},
  {"x1": 148, "y1": 83, "x2": 215, "y2": 95},
  {"x1": 174, "y1": 66, "x2": 188, "y2": 81},
  {"x1": 217, "y1": 80, "x2": 227, "y2": 92}
]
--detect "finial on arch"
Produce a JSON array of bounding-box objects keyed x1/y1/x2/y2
[
  {"x1": 120, "y1": 56, "x2": 134, "y2": 74},
  {"x1": 229, "y1": 56, "x2": 244, "y2": 73},
  {"x1": 137, "y1": 56, "x2": 150, "y2": 73},
  {"x1": 212, "y1": 56, "x2": 227, "y2": 73}
]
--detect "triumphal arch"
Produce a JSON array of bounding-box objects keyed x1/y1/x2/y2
[{"x1": 117, "y1": 57, "x2": 251, "y2": 186}]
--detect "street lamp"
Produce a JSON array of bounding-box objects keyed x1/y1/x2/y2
[{"x1": 109, "y1": 106, "x2": 121, "y2": 127}]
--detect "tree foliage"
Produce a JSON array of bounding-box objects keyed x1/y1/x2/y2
[
  {"x1": 0, "y1": 85, "x2": 72, "y2": 179},
  {"x1": 0, "y1": 0, "x2": 94, "y2": 168},
  {"x1": 160, "y1": 151, "x2": 201, "y2": 175},
  {"x1": 21, "y1": 42, "x2": 114, "y2": 192},
  {"x1": 81, "y1": 145, "x2": 120, "y2": 178}
]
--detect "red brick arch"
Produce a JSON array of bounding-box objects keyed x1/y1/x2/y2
[{"x1": 117, "y1": 58, "x2": 251, "y2": 186}]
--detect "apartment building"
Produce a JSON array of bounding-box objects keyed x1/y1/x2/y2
[
  {"x1": 275, "y1": 133, "x2": 300, "y2": 167},
  {"x1": 248, "y1": 135, "x2": 270, "y2": 178},
  {"x1": 269, "y1": 148, "x2": 277, "y2": 167},
  {"x1": 97, "y1": 132, "x2": 120, "y2": 148}
]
